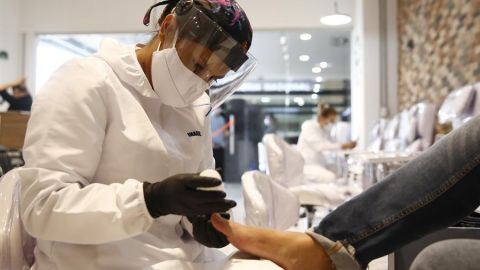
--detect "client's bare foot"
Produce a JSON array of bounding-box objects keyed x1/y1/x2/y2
[{"x1": 211, "y1": 214, "x2": 333, "y2": 270}]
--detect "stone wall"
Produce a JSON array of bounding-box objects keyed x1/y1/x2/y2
[{"x1": 398, "y1": 0, "x2": 480, "y2": 109}]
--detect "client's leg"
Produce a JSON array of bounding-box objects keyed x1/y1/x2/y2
[
  {"x1": 211, "y1": 214, "x2": 333, "y2": 270},
  {"x1": 314, "y1": 116, "x2": 480, "y2": 267},
  {"x1": 211, "y1": 116, "x2": 480, "y2": 270},
  {"x1": 410, "y1": 239, "x2": 480, "y2": 270}
]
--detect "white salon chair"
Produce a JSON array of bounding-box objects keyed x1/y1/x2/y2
[
  {"x1": 263, "y1": 134, "x2": 336, "y2": 184},
  {"x1": 469, "y1": 82, "x2": 480, "y2": 118},
  {"x1": 347, "y1": 102, "x2": 435, "y2": 188},
  {"x1": 438, "y1": 85, "x2": 476, "y2": 129},
  {"x1": 414, "y1": 102, "x2": 436, "y2": 151},
  {"x1": 342, "y1": 112, "x2": 406, "y2": 188},
  {"x1": 0, "y1": 170, "x2": 35, "y2": 270},
  {"x1": 257, "y1": 142, "x2": 268, "y2": 173},
  {"x1": 262, "y1": 134, "x2": 356, "y2": 227},
  {"x1": 367, "y1": 118, "x2": 388, "y2": 152},
  {"x1": 383, "y1": 114, "x2": 402, "y2": 152},
  {"x1": 395, "y1": 102, "x2": 435, "y2": 153},
  {"x1": 242, "y1": 171, "x2": 299, "y2": 230}
]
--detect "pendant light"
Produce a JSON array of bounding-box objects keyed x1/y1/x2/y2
[{"x1": 320, "y1": 0, "x2": 352, "y2": 26}]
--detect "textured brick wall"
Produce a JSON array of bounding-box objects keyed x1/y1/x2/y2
[{"x1": 398, "y1": 0, "x2": 480, "y2": 110}]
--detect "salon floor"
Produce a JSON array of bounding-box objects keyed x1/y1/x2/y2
[{"x1": 224, "y1": 183, "x2": 389, "y2": 270}]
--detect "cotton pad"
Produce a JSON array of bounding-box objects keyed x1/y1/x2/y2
[{"x1": 198, "y1": 169, "x2": 224, "y2": 191}]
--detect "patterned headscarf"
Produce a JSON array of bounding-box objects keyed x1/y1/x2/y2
[
  {"x1": 194, "y1": 0, "x2": 253, "y2": 50},
  {"x1": 144, "y1": 0, "x2": 253, "y2": 50}
]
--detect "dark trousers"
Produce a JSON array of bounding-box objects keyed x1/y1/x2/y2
[{"x1": 213, "y1": 147, "x2": 225, "y2": 179}]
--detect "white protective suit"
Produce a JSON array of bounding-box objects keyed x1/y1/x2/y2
[
  {"x1": 297, "y1": 119, "x2": 339, "y2": 180},
  {"x1": 18, "y1": 39, "x2": 219, "y2": 270}
]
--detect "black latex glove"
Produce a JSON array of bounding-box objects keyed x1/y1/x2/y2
[
  {"x1": 188, "y1": 213, "x2": 230, "y2": 248},
  {"x1": 143, "y1": 174, "x2": 236, "y2": 218}
]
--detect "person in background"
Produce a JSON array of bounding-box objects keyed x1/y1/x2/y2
[
  {"x1": 211, "y1": 115, "x2": 480, "y2": 270},
  {"x1": 0, "y1": 78, "x2": 33, "y2": 111},
  {"x1": 297, "y1": 104, "x2": 356, "y2": 176}
]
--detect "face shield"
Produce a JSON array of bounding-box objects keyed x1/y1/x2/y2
[{"x1": 145, "y1": 0, "x2": 257, "y2": 111}]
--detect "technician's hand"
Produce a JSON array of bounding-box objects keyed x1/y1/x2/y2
[
  {"x1": 143, "y1": 174, "x2": 236, "y2": 218},
  {"x1": 188, "y1": 213, "x2": 230, "y2": 248}
]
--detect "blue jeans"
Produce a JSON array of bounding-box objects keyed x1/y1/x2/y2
[{"x1": 313, "y1": 115, "x2": 480, "y2": 268}]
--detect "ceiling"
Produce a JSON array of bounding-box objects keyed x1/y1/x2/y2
[
  {"x1": 247, "y1": 29, "x2": 351, "y2": 82},
  {"x1": 239, "y1": 0, "x2": 355, "y2": 30},
  {"x1": 19, "y1": 0, "x2": 355, "y2": 32},
  {"x1": 40, "y1": 28, "x2": 351, "y2": 83}
]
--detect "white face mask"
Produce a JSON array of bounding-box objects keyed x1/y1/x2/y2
[{"x1": 151, "y1": 46, "x2": 210, "y2": 107}]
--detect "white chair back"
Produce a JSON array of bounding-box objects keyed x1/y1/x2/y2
[
  {"x1": 262, "y1": 134, "x2": 304, "y2": 188},
  {"x1": 381, "y1": 111, "x2": 408, "y2": 152},
  {"x1": 438, "y1": 85, "x2": 475, "y2": 128},
  {"x1": 384, "y1": 102, "x2": 435, "y2": 152},
  {"x1": 415, "y1": 102, "x2": 436, "y2": 150},
  {"x1": 471, "y1": 82, "x2": 480, "y2": 117},
  {"x1": 383, "y1": 115, "x2": 400, "y2": 141},
  {"x1": 0, "y1": 170, "x2": 35, "y2": 270},
  {"x1": 398, "y1": 108, "x2": 418, "y2": 148},
  {"x1": 257, "y1": 142, "x2": 268, "y2": 173},
  {"x1": 242, "y1": 171, "x2": 300, "y2": 230},
  {"x1": 367, "y1": 119, "x2": 387, "y2": 152}
]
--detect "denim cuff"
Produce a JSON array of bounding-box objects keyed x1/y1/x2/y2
[{"x1": 306, "y1": 230, "x2": 362, "y2": 270}]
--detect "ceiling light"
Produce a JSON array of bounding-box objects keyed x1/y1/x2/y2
[
  {"x1": 300, "y1": 33, "x2": 312, "y2": 41},
  {"x1": 280, "y1": 36, "x2": 287, "y2": 45},
  {"x1": 312, "y1": 67, "x2": 322, "y2": 73},
  {"x1": 294, "y1": 97, "x2": 305, "y2": 106},
  {"x1": 320, "y1": 1, "x2": 352, "y2": 26},
  {"x1": 321, "y1": 14, "x2": 352, "y2": 26},
  {"x1": 299, "y1": 55, "x2": 310, "y2": 62},
  {"x1": 315, "y1": 76, "x2": 323, "y2": 83},
  {"x1": 283, "y1": 54, "x2": 290, "y2": 61},
  {"x1": 311, "y1": 93, "x2": 319, "y2": 99},
  {"x1": 313, "y1": 84, "x2": 321, "y2": 92},
  {"x1": 261, "y1": 97, "x2": 271, "y2": 103},
  {"x1": 320, "y1": 61, "x2": 328, "y2": 69}
]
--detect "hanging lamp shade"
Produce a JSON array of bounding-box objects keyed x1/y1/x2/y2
[{"x1": 320, "y1": 0, "x2": 352, "y2": 26}]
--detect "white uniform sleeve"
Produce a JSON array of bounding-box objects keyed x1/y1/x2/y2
[
  {"x1": 19, "y1": 59, "x2": 154, "y2": 245},
  {"x1": 300, "y1": 121, "x2": 342, "y2": 151}
]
